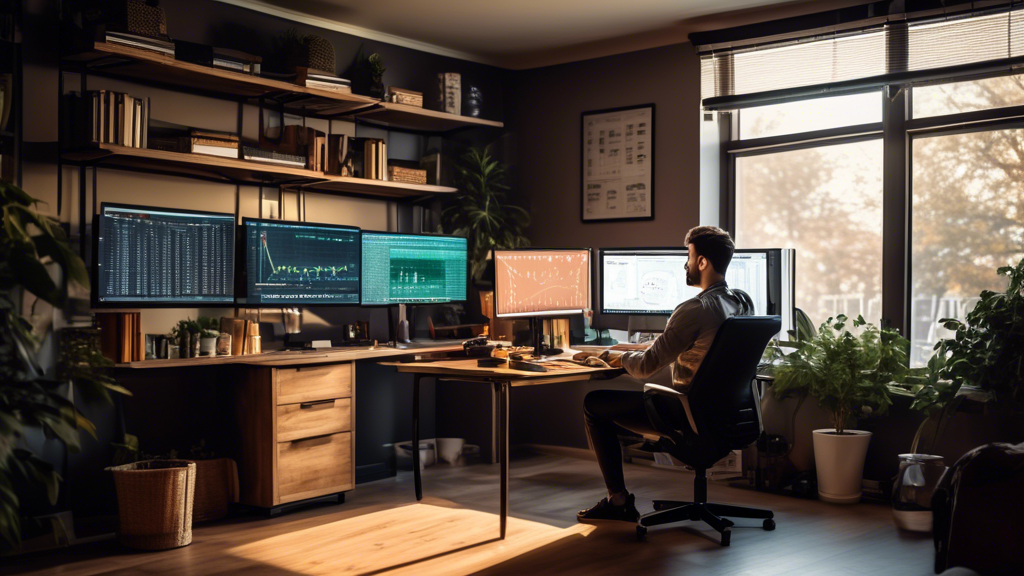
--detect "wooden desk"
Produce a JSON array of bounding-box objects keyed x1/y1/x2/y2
[
  {"x1": 380, "y1": 357, "x2": 621, "y2": 539},
  {"x1": 115, "y1": 344, "x2": 463, "y2": 514}
]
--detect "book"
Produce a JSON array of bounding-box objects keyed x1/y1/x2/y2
[
  {"x1": 106, "y1": 31, "x2": 175, "y2": 57},
  {"x1": 387, "y1": 86, "x2": 423, "y2": 107},
  {"x1": 243, "y1": 146, "x2": 307, "y2": 167},
  {"x1": 388, "y1": 166, "x2": 427, "y2": 184},
  {"x1": 192, "y1": 144, "x2": 238, "y2": 158},
  {"x1": 327, "y1": 134, "x2": 349, "y2": 176}
]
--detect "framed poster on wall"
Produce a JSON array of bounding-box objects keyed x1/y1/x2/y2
[{"x1": 581, "y1": 103, "x2": 654, "y2": 222}]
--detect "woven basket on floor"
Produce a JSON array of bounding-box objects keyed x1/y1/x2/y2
[
  {"x1": 106, "y1": 459, "x2": 196, "y2": 550},
  {"x1": 193, "y1": 458, "x2": 239, "y2": 523}
]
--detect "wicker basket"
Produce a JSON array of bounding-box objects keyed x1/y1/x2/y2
[
  {"x1": 107, "y1": 460, "x2": 196, "y2": 550},
  {"x1": 193, "y1": 458, "x2": 239, "y2": 523}
]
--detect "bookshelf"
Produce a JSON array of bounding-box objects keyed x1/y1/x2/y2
[
  {"x1": 353, "y1": 102, "x2": 504, "y2": 132},
  {"x1": 62, "y1": 143, "x2": 459, "y2": 199}
]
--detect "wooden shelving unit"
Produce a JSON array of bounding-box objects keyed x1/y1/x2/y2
[
  {"x1": 352, "y1": 101, "x2": 504, "y2": 132},
  {"x1": 62, "y1": 143, "x2": 458, "y2": 199}
]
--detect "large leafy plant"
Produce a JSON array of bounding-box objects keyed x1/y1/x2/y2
[
  {"x1": 440, "y1": 146, "x2": 530, "y2": 280},
  {"x1": 0, "y1": 183, "x2": 127, "y2": 547},
  {"x1": 772, "y1": 315, "x2": 902, "y2": 434},
  {"x1": 910, "y1": 257, "x2": 1024, "y2": 414}
]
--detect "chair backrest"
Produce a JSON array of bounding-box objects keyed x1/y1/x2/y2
[{"x1": 686, "y1": 316, "x2": 781, "y2": 451}]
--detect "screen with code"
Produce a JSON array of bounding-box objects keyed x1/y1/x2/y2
[
  {"x1": 96, "y1": 204, "x2": 235, "y2": 306},
  {"x1": 243, "y1": 219, "x2": 361, "y2": 305},
  {"x1": 360, "y1": 232, "x2": 468, "y2": 305}
]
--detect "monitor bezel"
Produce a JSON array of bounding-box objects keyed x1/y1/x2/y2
[
  {"x1": 597, "y1": 246, "x2": 691, "y2": 316},
  {"x1": 492, "y1": 247, "x2": 593, "y2": 319},
  {"x1": 358, "y1": 229, "x2": 469, "y2": 307},
  {"x1": 239, "y1": 217, "x2": 363, "y2": 308},
  {"x1": 92, "y1": 202, "x2": 238, "y2": 309}
]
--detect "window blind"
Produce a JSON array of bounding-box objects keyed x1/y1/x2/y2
[{"x1": 699, "y1": 5, "x2": 1024, "y2": 108}]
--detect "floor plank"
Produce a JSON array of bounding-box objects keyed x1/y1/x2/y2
[{"x1": 5, "y1": 452, "x2": 934, "y2": 575}]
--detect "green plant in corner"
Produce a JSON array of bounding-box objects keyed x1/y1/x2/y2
[
  {"x1": 440, "y1": 146, "x2": 530, "y2": 280},
  {"x1": 772, "y1": 315, "x2": 902, "y2": 434},
  {"x1": 0, "y1": 182, "x2": 128, "y2": 547},
  {"x1": 909, "y1": 257, "x2": 1024, "y2": 415}
]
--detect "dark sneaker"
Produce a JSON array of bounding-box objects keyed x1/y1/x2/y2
[{"x1": 577, "y1": 493, "x2": 640, "y2": 523}]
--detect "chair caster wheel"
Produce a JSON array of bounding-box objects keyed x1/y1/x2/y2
[
  {"x1": 636, "y1": 525, "x2": 647, "y2": 541},
  {"x1": 720, "y1": 528, "x2": 731, "y2": 547},
  {"x1": 763, "y1": 518, "x2": 776, "y2": 531}
]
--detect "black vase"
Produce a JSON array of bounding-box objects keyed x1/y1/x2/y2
[
  {"x1": 464, "y1": 85, "x2": 483, "y2": 118},
  {"x1": 368, "y1": 80, "x2": 385, "y2": 100}
]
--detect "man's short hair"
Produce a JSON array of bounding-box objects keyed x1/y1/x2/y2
[{"x1": 684, "y1": 226, "x2": 736, "y2": 274}]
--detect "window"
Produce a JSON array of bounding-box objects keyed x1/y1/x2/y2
[
  {"x1": 910, "y1": 127, "x2": 1024, "y2": 365},
  {"x1": 736, "y1": 140, "x2": 884, "y2": 325},
  {"x1": 739, "y1": 92, "x2": 882, "y2": 139},
  {"x1": 912, "y1": 74, "x2": 1024, "y2": 118}
]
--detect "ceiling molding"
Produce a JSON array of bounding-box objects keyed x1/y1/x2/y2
[{"x1": 212, "y1": 0, "x2": 501, "y2": 66}]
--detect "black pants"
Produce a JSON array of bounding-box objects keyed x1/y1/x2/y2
[{"x1": 583, "y1": 389, "x2": 673, "y2": 495}]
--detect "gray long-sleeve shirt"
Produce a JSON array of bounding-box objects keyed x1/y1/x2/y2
[{"x1": 620, "y1": 280, "x2": 754, "y2": 392}]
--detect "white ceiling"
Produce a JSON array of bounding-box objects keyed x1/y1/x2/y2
[{"x1": 216, "y1": 0, "x2": 868, "y2": 69}]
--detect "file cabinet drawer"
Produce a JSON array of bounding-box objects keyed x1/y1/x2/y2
[
  {"x1": 277, "y1": 398, "x2": 351, "y2": 443},
  {"x1": 277, "y1": 432, "x2": 352, "y2": 503},
  {"x1": 276, "y1": 363, "x2": 352, "y2": 405}
]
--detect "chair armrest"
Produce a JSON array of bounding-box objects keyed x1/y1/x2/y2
[{"x1": 643, "y1": 383, "x2": 684, "y2": 397}]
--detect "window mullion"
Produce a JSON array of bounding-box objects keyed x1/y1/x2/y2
[{"x1": 882, "y1": 85, "x2": 909, "y2": 335}]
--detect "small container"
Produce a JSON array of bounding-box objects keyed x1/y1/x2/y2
[
  {"x1": 216, "y1": 333, "x2": 232, "y2": 356},
  {"x1": 892, "y1": 453, "x2": 946, "y2": 532},
  {"x1": 168, "y1": 345, "x2": 180, "y2": 359}
]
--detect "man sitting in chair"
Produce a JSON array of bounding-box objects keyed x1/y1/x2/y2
[{"x1": 573, "y1": 226, "x2": 753, "y2": 522}]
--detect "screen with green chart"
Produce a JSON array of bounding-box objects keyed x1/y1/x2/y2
[{"x1": 360, "y1": 232, "x2": 468, "y2": 305}]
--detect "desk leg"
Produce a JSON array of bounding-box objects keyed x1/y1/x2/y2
[
  {"x1": 495, "y1": 380, "x2": 509, "y2": 540},
  {"x1": 413, "y1": 373, "x2": 422, "y2": 501}
]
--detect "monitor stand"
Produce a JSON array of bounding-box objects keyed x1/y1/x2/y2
[
  {"x1": 627, "y1": 315, "x2": 667, "y2": 342},
  {"x1": 530, "y1": 317, "x2": 562, "y2": 358},
  {"x1": 397, "y1": 304, "x2": 412, "y2": 344}
]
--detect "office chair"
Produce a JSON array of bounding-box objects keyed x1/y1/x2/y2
[{"x1": 637, "y1": 315, "x2": 781, "y2": 545}]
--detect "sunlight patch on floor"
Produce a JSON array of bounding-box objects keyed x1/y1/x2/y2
[{"x1": 226, "y1": 502, "x2": 596, "y2": 575}]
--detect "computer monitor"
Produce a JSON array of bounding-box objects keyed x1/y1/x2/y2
[
  {"x1": 599, "y1": 248, "x2": 699, "y2": 315},
  {"x1": 242, "y1": 218, "x2": 361, "y2": 306},
  {"x1": 94, "y1": 203, "x2": 235, "y2": 307},
  {"x1": 360, "y1": 232, "x2": 468, "y2": 305},
  {"x1": 493, "y1": 248, "x2": 592, "y2": 318}
]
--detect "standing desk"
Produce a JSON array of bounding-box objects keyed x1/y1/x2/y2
[{"x1": 380, "y1": 357, "x2": 621, "y2": 539}]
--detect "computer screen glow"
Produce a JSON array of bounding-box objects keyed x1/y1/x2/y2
[
  {"x1": 494, "y1": 249, "x2": 591, "y2": 318},
  {"x1": 360, "y1": 233, "x2": 467, "y2": 305}
]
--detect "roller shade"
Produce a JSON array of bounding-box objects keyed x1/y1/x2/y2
[{"x1": 699, "y1": 5, "x2": 1024, "y2": 109}]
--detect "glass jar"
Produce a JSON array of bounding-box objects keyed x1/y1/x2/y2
[{"x1": 892, "y1": 453, "x2": 946, "y2": 532}]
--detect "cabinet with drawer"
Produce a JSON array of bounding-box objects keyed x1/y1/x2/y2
[{"x1": 236, "y1": 362, "x2": 355, "y2": 510}]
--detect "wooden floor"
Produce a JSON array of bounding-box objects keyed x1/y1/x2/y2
[{"x1": 7, "y1": 451, "x2": 934, "y2": 575}]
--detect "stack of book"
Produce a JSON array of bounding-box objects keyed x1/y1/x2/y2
[
  {"x1": 65, "y1": 91, "x2": 149, "y2": 148},
  {"x1": 386, "y1": 87, "x2": 423, "y2": 107},
  {"x1": 387, "y1": 166, "x2": 428, "y2": 185},
  {"x1": 148, "y1": 120, "x2": 239, "y2": 158},
  {"x1": 213, "y1": 47, "x2": 261, "y2": 75},
  {"x1": 95, "y1": 311, "x2": 142, "y2": 363},
  {"x1": 295, "y1": 67, "x2": 352, "y2": 94},
  {"x1": 242, "y1": 146, "x2": 307, "y2": 168},
  {"x1": 105, "y1": 31, "x2": 175, "y2": 57},
  {"x1": 363, "y1": 139, "x2": 388, "y2": 180}
]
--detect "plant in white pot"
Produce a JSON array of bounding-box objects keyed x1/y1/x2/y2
[
  {"x1": 197, "y1": 317, "x2": 220, "y2": 357},
  {"x1": 772, "y1": 315, "x2": 904, "y2": 504}
]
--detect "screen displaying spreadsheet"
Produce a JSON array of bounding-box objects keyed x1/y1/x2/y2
[
  {"x1": 360, "y1": 232, "x2": 468, "y2": 305},
  {"x1": 243, "y1": 219, "x2": 361, "y2": 305},
  {"x1": 95, "y1": 204, "x2": 235, "y2": 306}
]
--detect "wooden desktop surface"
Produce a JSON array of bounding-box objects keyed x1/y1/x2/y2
[
  {"x1": 115, "y1": 344, "x2": 465, "y2": 369},
  {"x1": 381, "y1": 356, "x2": 620, "y2": 386}
]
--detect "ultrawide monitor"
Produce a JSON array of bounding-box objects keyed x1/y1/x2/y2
[
  {"x1": 360, "y1": 232, "x2": 468, "y2": 305},
  {"x1": 94, "y1": 203, "x2": 235, "y2": 307},
  {"x1": 242, "y1": 218, "x2": 361, "y2": 305},
  {"x1": 494, "y1": 248, "x2": 591, "y2": 318}
]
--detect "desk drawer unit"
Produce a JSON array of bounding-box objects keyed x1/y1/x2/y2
[{"x1": 236, "y1": 361, "x2": 355, "y2": 509}]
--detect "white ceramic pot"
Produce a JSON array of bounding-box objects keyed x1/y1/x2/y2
[
  {"x1": 812, "y1": 429, "x2": 872, "y2": 504},
  {"x1": 435, "y1": 438, "x2": 465, "y2": 464},
  {"x1": 200, "y1": 337, "x2": 218, "y2": 356}
]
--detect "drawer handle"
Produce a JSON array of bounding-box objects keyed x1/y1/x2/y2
[
  {"x1": 290, "y1": 434, "x2": 334, "y2": 446},
  {"x1": 300, "y1": 399, "x2": 336, "y2": 410}
]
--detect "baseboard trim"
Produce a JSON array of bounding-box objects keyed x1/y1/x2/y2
[
  {"x1": 518, "y1": 444, "x2": 596, "y2": 461},
  {"x1": 356, "y1": 463, "x2": 394, "y2": 484}
]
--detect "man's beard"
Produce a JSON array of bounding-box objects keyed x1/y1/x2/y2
[{"x1": 685, "y1": 261, "x2": 699, "y2": 286}]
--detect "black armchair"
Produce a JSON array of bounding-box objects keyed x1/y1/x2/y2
[{"x1": 637, "y1": 315, "x2": 781, "y2": 545}]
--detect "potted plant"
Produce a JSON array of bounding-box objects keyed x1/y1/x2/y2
[
  {"x1": 903, "y1": 256, "x2": 1024, "y2": 462},
  {"x1": 0, "y1": 182, "x2": 128, "y2": 548},
  {"x1": 772, "y1": 314, "x2": 903, "y2": 503},
  {"x1": 171, "y1": 318, "x2": 202, "y2": 358},
  {"x1": 196, "y1": 317, "x2": 220, "y2": 357}
]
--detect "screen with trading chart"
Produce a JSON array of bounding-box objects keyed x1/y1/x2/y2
[
  {"x1": 600, "y1": 248, "x2": 698, "y2": 315},
  {"x1": 95, "y1": 204, "x2": 235, "y2": 306},
  {"x1": 243, "y1": 219, "x2": 360, "y2": 305},
  {"x1": 360, "y1": 232, "x2": 468, "y2": 305},
  {"x1": 494, "y1": 249, "x2": 591, "y2": 318}
]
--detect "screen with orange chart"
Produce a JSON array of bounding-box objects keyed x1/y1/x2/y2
[{"x1": 494, "y1": 249, "x2": 591, "y2": 318}]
